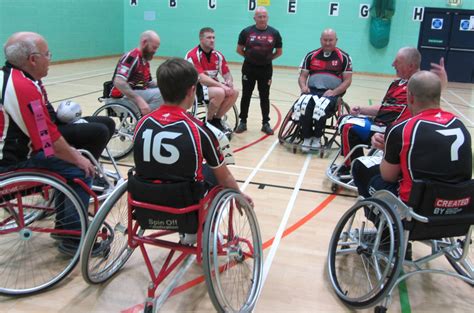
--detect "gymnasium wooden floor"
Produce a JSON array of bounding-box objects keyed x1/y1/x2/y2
[{"x1": 1, "y1": 57, "x2": 473, "y2": 312}]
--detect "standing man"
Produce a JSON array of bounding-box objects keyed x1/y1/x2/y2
[
  {"x1": 185, "y1": 27, "x2": 238, "y2": 132},
  {"x1": 298, "y1": 28, "x2": 352, "y2": 150},
  {"x1": 235, "y1": 6, "x2": 283, "y2": 135},
  {"x1": 111, "y1": 30, "x2": 163, "y2": 116},
  {"x1": 1, "y1": 32, "x2": 95, "y2": 253}
]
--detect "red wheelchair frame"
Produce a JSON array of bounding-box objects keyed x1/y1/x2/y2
[{"x1": 81, "y1": 181, "x2": 263, "y2": 312}]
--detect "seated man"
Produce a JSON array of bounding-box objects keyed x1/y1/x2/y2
[
  {"x1": 298, "y1": 28, "x2": 352, "y2": 151},
  {"x1": 0, "y1": 32, "x2": 95, "y2": 252},
  {"x1": 353, "y1": 71, "x2": 472, "y2": 200},
  {"x1": 185, "y1": 27, "x2": 238, "y2": 132},
  {"x1": 132, "y1": 58, "x2": 253, "y2": 244},
  {"x1": 338, "y1": 47, "x2": 420, "y2": 173},
  {"x1": 110, "y1": 30, "x2": 163, "y2": 116}
]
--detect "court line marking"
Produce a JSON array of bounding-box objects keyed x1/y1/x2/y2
[
  {"x1": 447, "y1": 89, "x2": 474, "y2": 109},
  {"x1": 441, "y1": 96, "x2": 474, "y2": 126},
  {"x1": 240, "y1": 140, "x2": 280, "y2": 191},
  {"x1": 259, "y1": 152, "x2": 312, "y2": 287},
  {"x1": 230, "y1": 164, "x2": 300, "y2": 176}
]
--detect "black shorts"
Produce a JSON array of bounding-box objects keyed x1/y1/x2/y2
[{"x1": 196, "y1": 83, "x2": 210, "y2": 104}]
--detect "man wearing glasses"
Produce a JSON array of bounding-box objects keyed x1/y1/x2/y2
[{"x1": 1, "y1": 32, "x2": 95, "y2": 254}]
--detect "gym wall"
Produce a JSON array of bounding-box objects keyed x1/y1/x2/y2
[{"x1": 1, "y1": 0, "x2": 473, "y2": 75}]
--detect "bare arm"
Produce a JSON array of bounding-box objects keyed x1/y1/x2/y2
[
  {"x1": 430, "y1": 57, "x2": 448, "y2": 90},
  {"x1": 213, "y1": 164, "x2": 254, "y2": 207},
  {"x1": 351, "y1": 104, "x2": 381, "y2": 116},
  {"x1": 298, "y1": 70, "x2": 310, "y2": 94},
  {"x1": 222, "y1": 72, "x2": 234, "y2": 88},
  {"x1": 53, "y1": 136, "x2": 95, "y2": 177},
  {"x1": 113, "y1": 76, "x2": 151, "y2": 115},
  {"x1": 272, "y1": 48, "x2": 282, "y2": 60},
  {"x1": 236, "y1": 45, "x2": 245, "y2": 57},
  {"x1": 380, "y1": 159, "x2": 401, "y2": 183}
]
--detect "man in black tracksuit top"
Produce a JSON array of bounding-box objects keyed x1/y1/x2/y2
[{"x1": 236, "y1": 6, "x2": 283, "y2": 135}]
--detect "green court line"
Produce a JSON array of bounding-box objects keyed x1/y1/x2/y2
[
  {"x1": 398, "y1": 271, "x2": 412, "y2": 313},
  {"x1": 369, "y1": 98, "x2": 373, "y2": 106}
]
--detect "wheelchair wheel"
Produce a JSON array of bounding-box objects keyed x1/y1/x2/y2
[
  {"x1": 221, "y1": 104, "x2": 239, "y2": 132},
  {"x1": 93, "y1": 102, "x2": 140, "y2": 160},
  {"x1": 81, "y1": 180, "x2": 139, "y2": 284},
  {"x1": 0, "y1": 172, "x2": 86, "y2": 295},
  {"x1": 327, "y1": 198, "x2": 403, "y2": 308},
  {"x1": 278, "y1": 108, "x2": 301, "y2": 146},
  {"x1": 444, "y1": 235, "x2": 474, "y2": 286},
  {"x1": 202, "y1": 189, "x2": 263, "y2": 313}
]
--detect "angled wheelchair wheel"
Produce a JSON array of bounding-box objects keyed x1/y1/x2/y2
[
  {"x1": 222, "y1": 104, "x2": 239, "y2": 132},
  {"x1": 0, "y1": 172, "x2": 86, "y2": 295},
  {"x1": 203, "y1": 189, "x2": 263, "y2": 313},
  {"x1": 327, "y1": 198, "x2": 403, "y2": 308},
  {"x1": 81, "y1": 180, "x2": 139, "y2": 284},
  {"x1": 443, "y1": 235, "x2": 474, "y2": 286},
  {"x1": 278, "y1": 108, "x2": 301, "y2": 146},
  {"x1": 93, "y1": 102, "x2": 140, "y2": 160}
]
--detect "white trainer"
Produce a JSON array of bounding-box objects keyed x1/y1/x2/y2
[
  {"x1": 302, "y1": 137, "x2": 312, "y2": 153},
  {"x1": 310, "y1": 137, "x2": 321, "y2": 149}
]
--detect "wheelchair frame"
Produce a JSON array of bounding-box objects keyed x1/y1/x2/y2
[
  {"x1": 80, "y1": 181, "x2": 263, "y2": 313},
  {"x1": 327, "y1": 189, "x2": 474, "y2": 312},
  {"x1": 93, "y1": 96, "x2": 142, "y2": 160},
  {"x1": 278, "y1": 97, "x2": 350, "y2": 158},
  {"x1": 0, "y1": 149, "x2": 124, "y2": 295}
]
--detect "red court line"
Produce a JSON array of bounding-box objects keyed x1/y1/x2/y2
[
  {"x1": 122, "y1": 193, "x2": 337, "y2": 313},
  {"x1": 233, "y1": 103, "x2": 282, "y2": 153}
]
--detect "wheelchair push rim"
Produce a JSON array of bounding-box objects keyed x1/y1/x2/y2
[{"x1": 202, "y1": 189, "x2": 263, "y2": 312}]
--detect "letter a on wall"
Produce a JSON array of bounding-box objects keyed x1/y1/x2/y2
[{"x1": 130, "y1": 0, "x2": 138, "y2": 6}]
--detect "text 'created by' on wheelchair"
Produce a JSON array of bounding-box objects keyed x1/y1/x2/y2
[{"x1": 327, "y1": 179, "x2": 474, "y2": 312}]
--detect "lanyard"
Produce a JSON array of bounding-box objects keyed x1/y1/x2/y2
[{"x1": 30, "y1": 99, "x2": 54, "y2": 157}]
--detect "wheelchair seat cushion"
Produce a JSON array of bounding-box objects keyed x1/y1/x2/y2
[
  {"x1": 406, "y1": 179, "x2": 474, "y2": 240},
  {"x1": 128, "y1": 173, "x2": 207, "y2": 233}
]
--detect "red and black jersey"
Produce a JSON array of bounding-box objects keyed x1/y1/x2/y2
[
  {"x1": 111, "y1": 48, "x2": 152, "y2": 97},
  {"x1": 299, "y1": 47, "x2": 352, "y2": 78},
  {"x1": 384, "y1": 108, "x2": 472, "y2": 202},
  {"x1": 1, "y1": 64, "x2": 61, "y2": 167},
  {"x1": 374, "y1": 79, "x2": 410, "y2": 125},
  {"x1": 185, "y1": 45, "x2": 230, "y2": 81},
  {"x1": 133, "y1": 105, "x2": 224, "y2": 182},
  {"x1": 238, "y1": 25, "x2": 282, "y2": 66}
]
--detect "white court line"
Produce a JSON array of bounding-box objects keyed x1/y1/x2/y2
[
  {"x1": 230, "y1": 164, "x2": 299, "y2": 176},
  {"x1": 441, "y1": 96, "x2": 474, "y2": 127},
  {"x1": 447, "y1": 89, "x2": 474, "y2": 109},
  {"x1": 45, "y1": 67, "x2": 112, "y2": 81},
  {"x1": 257, "y1": 153, "x2": 312, "y2": 299},
  {"x1": 239, "y1": 140, "x2": 279, "y2": 191},
  {"x1": 43, "y1": 72, "x2": 112, "y2": 87}
]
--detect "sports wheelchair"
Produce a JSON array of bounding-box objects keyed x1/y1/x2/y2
[
  {"x1": 189, "y1": 95, "x2": 239, "y2": 140},
  {"x1": 80, "y1": 172, "x2": 263, "y2": 312},
  {"x1": 278, "y1": 94, "x2": 350, "y2": 157},
  {"x1": 0, "y1": 150, "x2": 123, "y2": 295},
  {"x1": 93, "y1": 89, "x2": 142, "y2": 160},
  {"x1": 327, "y1": 179, "x2": 474, "y2": 312}
]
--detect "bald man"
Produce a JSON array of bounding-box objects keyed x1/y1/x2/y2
[
  {"x1": 111, "y1": 30, "x2": 163, "y2": 115},
  {"x1": 1, "y1": 32, "x2": 96, "y2": 253},
  {"x1": 236, "y1": 6, "x2": 283, "y2": 135},
  {"x1": 354, "y1": 71, "x2": 472, "y2": 200},
  {"x1": 298, "y1": 28, "x2": 353, "y2": 151}
]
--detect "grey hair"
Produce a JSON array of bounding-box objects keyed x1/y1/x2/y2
[
  {"x1": 399, "y1": 47, "x2": 421, "y2": 68},
  {"x1": 4, "y1": 37, "x2": 38, "y2": 67}
]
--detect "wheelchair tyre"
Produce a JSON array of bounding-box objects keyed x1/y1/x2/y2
[
  {"x1": 443, "y1": 236, "x2": 474, "y2": 286},
  {"x1": 203, "y1": 189, "x2": 263, "y2": 313},
  {"x1": 0, "y1": 172, "x2": 87, "y2": 295},
  {"x1": 278, "y1": 108, "x2": 301, "y2": 146},
  {"x1": 327, "y1": 198, "x2": 403, "y2": 308},
  {"x1": 221, "y1": 104, "x2": 239, "y2": 132},
  {"x1": 81, "y1": 180, "x2": 139, "y2": 284},
  {"x1": 93, "y1": 103, "x2": 140, "y2": 160}
]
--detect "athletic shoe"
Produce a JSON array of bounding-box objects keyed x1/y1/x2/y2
[
  {"x1": 58, "y1": 238, "x2": 110, "y2": 257},
  {"x1": 235, "y1": 121, "x2": 247, "y2": 134},
  {"x1": 209, "y1": 118, "x2": 226, "y2": 132},
  {"x1": 179, "y1": 233, "x2": 197, "y2": 246},
  {"x1": 261, "y1": 122, "x2": 274, "y2": 135},
  {"x1": 301, "y1": 138, "x2": 312, "y2": 153}
]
